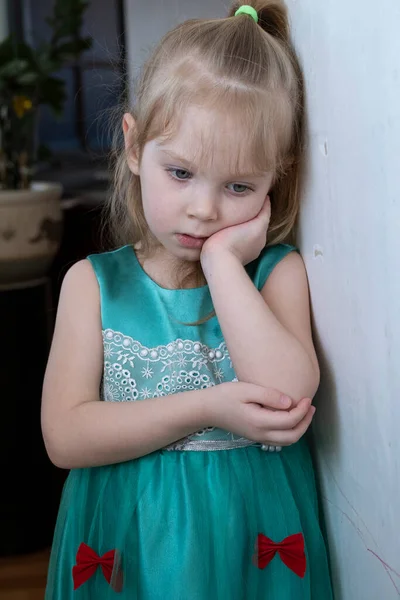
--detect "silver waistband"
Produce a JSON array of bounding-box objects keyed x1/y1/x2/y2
[
  {"x1": 164, "y1": 438, "x2": 257, "y2": 452},
  {"x1": 163, "y1": 437, "x2": 282, "y2": 452}
]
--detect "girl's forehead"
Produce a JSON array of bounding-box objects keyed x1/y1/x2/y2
[{"x1": 156, "y1": 105, "x2": 271, "y2": 178}]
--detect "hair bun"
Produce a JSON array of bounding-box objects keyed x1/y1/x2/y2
[{"x1": 230, "y1": 1, "x2": 289, "y2": 42}]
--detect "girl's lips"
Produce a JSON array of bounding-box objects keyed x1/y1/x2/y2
[{"x1": 176, "y1": 233, "x2": 208, "y2": 249}]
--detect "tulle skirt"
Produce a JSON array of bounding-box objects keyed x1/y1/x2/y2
[{"x1": 45, "y1": 441, "x2": 332, "y2": 599}]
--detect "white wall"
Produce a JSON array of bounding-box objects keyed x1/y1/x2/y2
[
  {"x1": 289, "y1": 0, "x2": 400, "y2": 598},
  {"x1": 123, "y1": 1, "x2": 400, "y2": 597}
]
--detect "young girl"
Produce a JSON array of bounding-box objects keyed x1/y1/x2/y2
[{"x1": 42, "y1": 2, "x2": 333, "y2": 598}]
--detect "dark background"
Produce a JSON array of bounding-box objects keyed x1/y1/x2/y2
[{"x1": 1, "y1": 0, "x2": 126, "y2": 557}]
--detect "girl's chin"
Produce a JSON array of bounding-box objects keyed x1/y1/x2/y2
[
  {"x1": 174, "y1": 249, "x2": 202, "y2": 263},
  {"x1": 151, "y1": 240, "x2": 202, "y2": 263}
]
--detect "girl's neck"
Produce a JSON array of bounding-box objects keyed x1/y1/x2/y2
[{"x1": 134, "y1": 245, "x2": 206, "y2": 290}]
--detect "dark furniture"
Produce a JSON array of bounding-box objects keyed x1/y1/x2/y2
[
  {"x1": 0, "y1": 278, "x2": 58, "y2": 555},
  {"x1": 0, "y1": 193, "x2": 104, "y2": 556}
]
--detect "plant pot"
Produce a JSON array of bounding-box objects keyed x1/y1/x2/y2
[{"x1": 0, "y1": 182, "x2": 63, "y2": 286}]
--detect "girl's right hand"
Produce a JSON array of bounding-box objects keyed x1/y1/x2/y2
[{"x1": 208, "y1": 382, "x2": 316, "y2": 447}]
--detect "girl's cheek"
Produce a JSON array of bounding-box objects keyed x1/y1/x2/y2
[
  {"x1": 227, "y1": 201, "x2": 259, "y2": 226},
  {"x1": 145, "y1": 200, "x2": 171, "y2": 228}
]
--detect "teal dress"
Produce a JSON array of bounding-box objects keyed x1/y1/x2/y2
[{"x1": 46, "y1": 244, "x2": 332, "y2": 599}]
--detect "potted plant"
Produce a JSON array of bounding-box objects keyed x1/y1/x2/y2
[{"x1": 0, "y1": 0, "x2": 92, "y2": 285}]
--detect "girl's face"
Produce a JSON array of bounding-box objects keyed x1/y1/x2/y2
[{"x1": 124, "y1": 106, "x2": 273, "y2": 263}]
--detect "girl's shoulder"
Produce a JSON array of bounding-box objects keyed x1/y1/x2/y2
[
  {"x1": 86, "y1": 245, "x2": 134, "y2": 277},
  {"x1": 84, "y1": 245, "x2": 140, "y2": 293},
  {"x1": 246, "y1": 243, "x2": 299, "y2": 291}
]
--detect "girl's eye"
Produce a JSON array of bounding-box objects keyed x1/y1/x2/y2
[
  {"x1": 227, "y1": 183, "x2": 252, "y2": 194},
  {"x1": 168, "y1": 168, "x2": 192, "y2": 181}
]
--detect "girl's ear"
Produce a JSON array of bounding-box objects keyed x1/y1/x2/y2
[{"x1": 122, "y1": 113, "x2": 140, "y2": 175}]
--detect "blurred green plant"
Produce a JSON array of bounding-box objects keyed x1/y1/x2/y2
[{"x1": 0, "y1": 0, "x2": 92, "y2": 189}]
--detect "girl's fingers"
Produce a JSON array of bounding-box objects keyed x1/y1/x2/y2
[
  {"x1": 254, "y1": 387, "x2": 294, "y2": 410},
  {"x1": 265, "y1": 406, "x2": 316, "y2": 446},
  {"x1": 263, "y1": 397, "x2": 313, "y2": 430},
  {"x1": 255, "y1": 196, "x2": 271, "y2": 224}
]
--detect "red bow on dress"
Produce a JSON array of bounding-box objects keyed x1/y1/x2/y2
[
  {"x1": 72, "y1": 543, "x2": 116, "y2": 590},
  {"x1": 254, "y1": 533, "x2": 306, "y2": 578}
]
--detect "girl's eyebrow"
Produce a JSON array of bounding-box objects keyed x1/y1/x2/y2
[
  {"x1": 159, "y1": 149, "x2": 194, "y2": 169},
  {"x1": 159, "y1": 148, "x2": 268, "y2": 179}
]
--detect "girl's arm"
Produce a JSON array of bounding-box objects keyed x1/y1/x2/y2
[
  {"x1": 201, "y1": 249, "x2": 320, "y2": 402},
  {"x1": 41, "y1": 260, "x2": 210, "y2": 469},
  {"x1": 41, "y1": 260, "x2": 313, "y2": 469}
]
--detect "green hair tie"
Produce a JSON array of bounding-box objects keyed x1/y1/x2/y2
[{"x1": 234, "y1": 5, "x2": 259, "y2": 23}]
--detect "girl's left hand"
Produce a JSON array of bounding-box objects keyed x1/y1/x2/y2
[{"x1": 201, "y1": 197, "x2": 271, "y2": 266}]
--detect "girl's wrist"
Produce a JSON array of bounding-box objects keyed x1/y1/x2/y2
[
  {"x1": 200, "y1": 382, "x2": 230, "y2": 429},
  {"x1": 200, "y1": 247, "x2": 240, "y2": 278}
]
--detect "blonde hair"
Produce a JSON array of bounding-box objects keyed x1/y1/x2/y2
[{"x1": 105, "y1": 0, "x2": 305, "y2": 286}]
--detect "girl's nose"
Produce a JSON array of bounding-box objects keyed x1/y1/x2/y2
[{"x1": 187, "y1": 189, "x2": 218, "y2": 221}]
